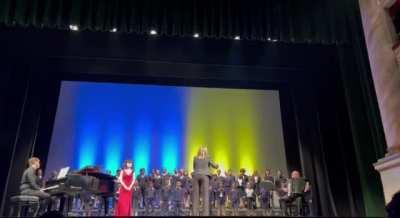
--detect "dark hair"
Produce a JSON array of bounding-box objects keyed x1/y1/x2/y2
[
  {"x1": 123, "y1": 160, "x2": 133, "y2": 169},
  {"x1": 387, "y1": 191, "x2": 400, "y2": 218},
  {"x1": 252, "y1": 170, "x2": 259, "y2": 176}
]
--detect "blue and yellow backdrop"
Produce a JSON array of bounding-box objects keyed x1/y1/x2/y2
[{"x1": 46, "y1": 81, "x2": 287, "y2": 176}]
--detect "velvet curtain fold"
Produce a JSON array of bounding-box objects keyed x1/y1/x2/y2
[{"x1": 0, "y1": 0, "x2": 350, "y2": 44}]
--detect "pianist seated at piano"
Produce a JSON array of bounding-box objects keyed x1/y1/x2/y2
[
  {"x1": 279, "y1": 170, "x2": 310, "y2": 216},
  {"x1": 20, "y1": 157, "x2": 50, "y2": 199},
  {"x1": 20, "y1": 157, "x2": 51, "y2": 214}
]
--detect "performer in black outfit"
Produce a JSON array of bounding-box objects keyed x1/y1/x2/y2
[
  {"x1": 136, "y1": 168, "x2": 148, "y2": 208},
  {"x1": 192, "y1": 147, "x2": 219, "y2": 216}
]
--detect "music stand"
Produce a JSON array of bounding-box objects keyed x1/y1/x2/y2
[{"x1": 57, "y1": 167, "x2": 70, "y2": 179}]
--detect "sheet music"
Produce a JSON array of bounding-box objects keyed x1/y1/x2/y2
[{"x1": 57, "y1": 166, "x2": 70, "y2": 179}]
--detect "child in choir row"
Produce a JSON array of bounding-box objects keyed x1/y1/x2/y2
[
  {"x1": 215, "y1": 182, "x2": 226, "y2": 215},
  {"x1": 229, "y1": 182, "x2": 241, "y2": 216},
  {"x1": 171, "y1": 180, "x2": 186, "y2": 215}
]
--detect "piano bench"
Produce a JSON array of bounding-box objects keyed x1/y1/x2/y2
[{"x1": 9, "y1": 195, "x2": 40, "y2": 217}]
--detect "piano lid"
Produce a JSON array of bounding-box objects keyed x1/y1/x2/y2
[
  {"x1": 78, "y1": 166, "x2": 101, "y2": 174},
  {"x1": 76, "y1": 166, "x2": 116, "y2": 180}
]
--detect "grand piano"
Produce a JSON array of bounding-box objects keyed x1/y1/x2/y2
[{"x1": 43, "y1": 166, "x2": 116, "y2": 215}]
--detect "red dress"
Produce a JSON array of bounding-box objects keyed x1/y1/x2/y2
[{"x1": 115, "y1": 170, "x2": 134, "y2": 216}]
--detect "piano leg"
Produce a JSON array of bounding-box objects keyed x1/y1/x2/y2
[
  {"x1": 58, "y1": 195, "x2": 72, "y2": 216},
  {"x1": 59, "y1": 196, "x2": 66, "y2": 215},
  {"x1": 103, "y1": 196, "x2": 109, "y2": 215},
  {"x1": 67, "y1": 196, "x2": 73, "y2": 215}
]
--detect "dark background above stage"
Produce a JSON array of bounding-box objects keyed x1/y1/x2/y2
[{"x1": 0, "y1": 0, "x2": 387, "y2": 217}]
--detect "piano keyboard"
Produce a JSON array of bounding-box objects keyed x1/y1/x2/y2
[{"x1": 42, "y1": 184, "x2": 60, "y2": 191}]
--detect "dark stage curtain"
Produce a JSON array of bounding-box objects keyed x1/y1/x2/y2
[
  {"x1": 292, "y1": 53, "x2": 386, "y2": 217},
  {"x1": 0, "y1": 0, "x2": 350, "y2": 44},
  {"x1": 335, "y1": 0, "x2": 387, "y2": 216},
  {"x1": 295, "y1": 1, "x2": 387, "y2": 216},
  {"x1": 0, "y1": 57, "x2": 61, "y2": 216}
]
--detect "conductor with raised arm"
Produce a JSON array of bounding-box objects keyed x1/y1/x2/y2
[{"x1": 192, "y1": 147, "x2": 219, "y2": 216}]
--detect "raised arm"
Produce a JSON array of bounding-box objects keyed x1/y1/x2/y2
[{"x1": 208, "y1": 159, "x2": 219, "y2": 169}]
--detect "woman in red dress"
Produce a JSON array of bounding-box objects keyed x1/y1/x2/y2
[{"x1": 115, "y1": 160, "x2": 135, "y2": 216}]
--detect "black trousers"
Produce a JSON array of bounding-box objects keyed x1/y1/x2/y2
[
  {"x1": 20, "y1": 189, "x2": 51, "y2": 214},
  {"x1": 20, "y1": 189, "x2": 50, "y2": 199},
  {"x1": 192, "y1": 174, "x2": 210, "y2": 216},
  {"x1": 279, "y1": 194, "x2": 303, "y2": 216}
]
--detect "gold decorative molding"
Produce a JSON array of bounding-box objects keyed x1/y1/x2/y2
[
  {"x1": 378, "y1": 0, "x2": 397, "y2": 8},
  {"x1": 374, "y1": 152, "x2": 400, "y2": 171},
  {"x1": 387, "y1": 144, "x2": 400, "y2": 154}
]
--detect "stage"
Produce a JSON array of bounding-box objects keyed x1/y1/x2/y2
[{"x1": 0, "y1": 0, "x2": 389, "y2": 217}]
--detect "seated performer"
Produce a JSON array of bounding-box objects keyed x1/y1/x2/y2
[
  {"x1": 20, "y1": 157, "x2": 51, "y2": 214},
  {"x1": 279, "y1": 170, "x2": 310, "y2": 216},
  {"x1": 20, "y1": 157, "x2": 50, "y2": 198}
]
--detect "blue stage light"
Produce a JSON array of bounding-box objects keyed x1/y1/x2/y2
[
  {"x1": 78, "y1": 137, "x2": 96, "y2": 169},
  {"x1": 162, "y1": 134, "x2": 179, "y2": 173}
]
